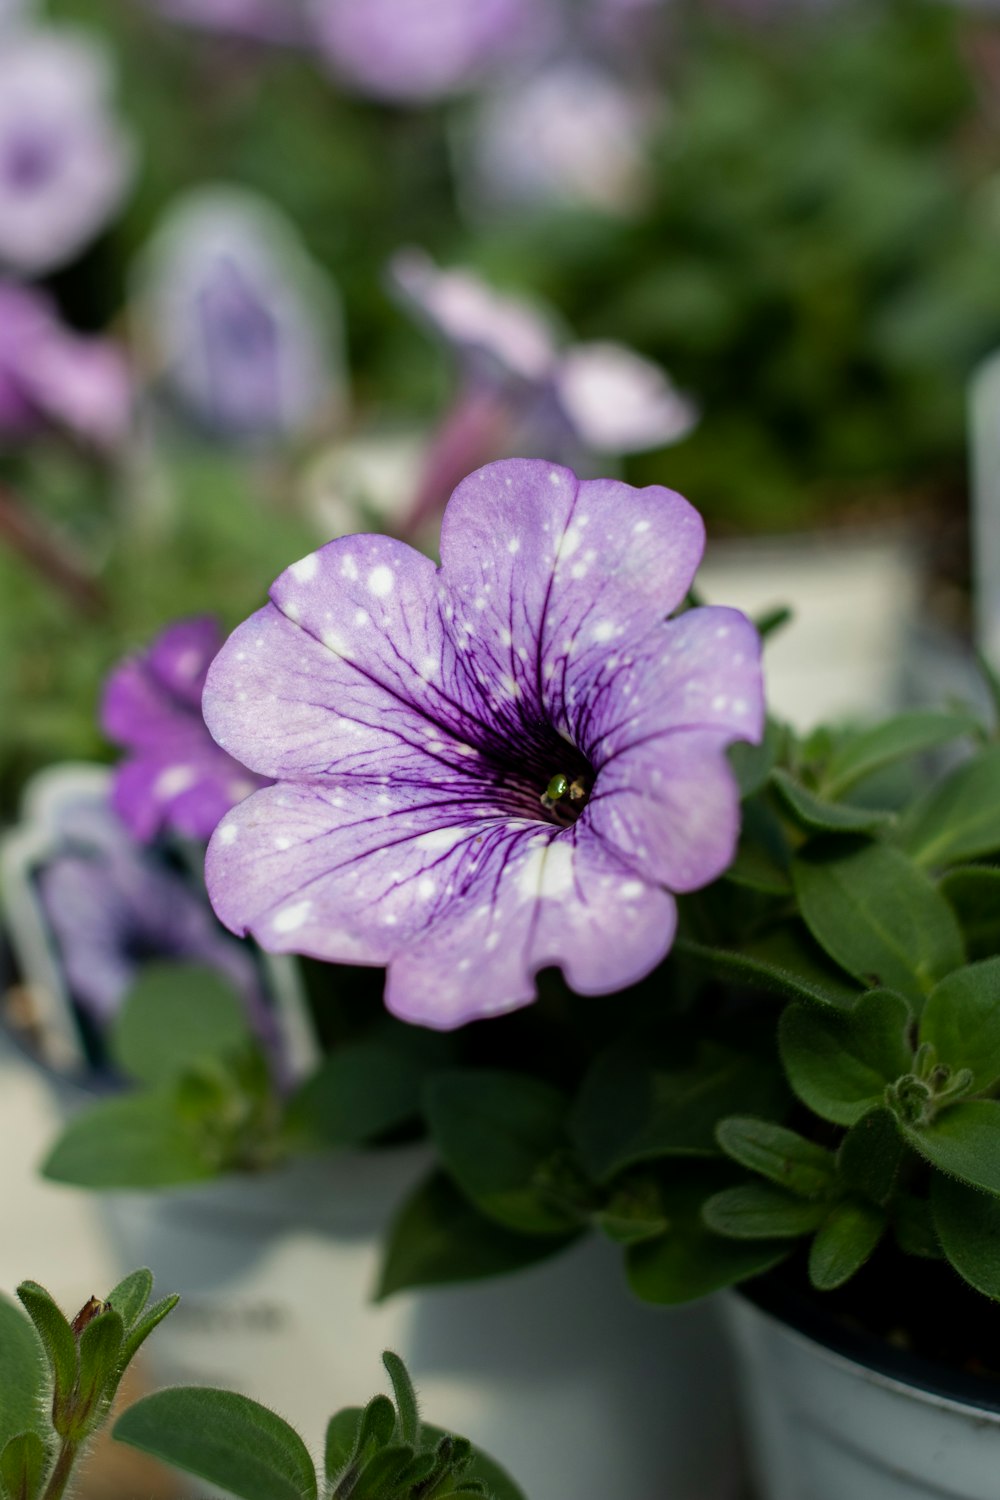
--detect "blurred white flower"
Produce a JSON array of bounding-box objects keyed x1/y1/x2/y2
[
  {"x1": 552, "y1": 341, "x2": 698, "y2": 453},
  {"x1": 0, "y1": 29, "x2": 134, "y2": 275}
]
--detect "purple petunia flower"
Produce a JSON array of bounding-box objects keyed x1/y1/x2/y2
[
  {"x1": 102, "y1": 616, "x2": 270, "y2": 844},
  {"x1": 0, "y1": 282, "x2": 131, "y2": 448},
  {"x1": 148, "y1": 0, "x2": 308, "y2": 46},
  {"x1": 135, "y1": 186, "x2": 343, "y2": 443},
  {"x1": 309, "y1": 0, "x2": 553, "y2": 103},
  {"x1": 203, "y1": 458, "x2": 763, "y2": 1030},
  {"x1": 0, "y1": 29, "x2": 134, "y2": 276},
  {"x1": 391, "y1": 251, "x2": 698, "y2": 459}
]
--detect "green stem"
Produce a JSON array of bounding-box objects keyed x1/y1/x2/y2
[{"x1": 41, "y1": 1439, "x2": 80, "y2": 1500}]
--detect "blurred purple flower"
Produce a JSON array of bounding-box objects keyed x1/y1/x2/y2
[
  {"x1": 1, "y1": 769, "x2": 275, "y2": 1054},
  {"x1": 392, "y1": 249, "x2": 698, "y2": 458},
  {"x1": 150, "y1": 0, "x2": 308, "y2": 45},
  {"x1": 0, "y1": 29, "x2": 134, "y2": 275},
  {"x1": 462, "y1": 62, "x2": 654, "y2": 217},
  {"x1": 309, "y1": 0, "x2": 554, "y2": 103},
  {"x1": 135, "y1": 186, "x2": 343, "y2": 443},
  {"x1": 0, "y1": 282, "x2": 131, "y2": 448},
  {"x1": 203, "y1": 458, "x2": 763, "y2": 1029},
  {"x1": 103, "y1": 615, "x2": 271, "y2": 844}
]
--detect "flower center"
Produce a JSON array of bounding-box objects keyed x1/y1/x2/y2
[{"x1": 539, "y1": 768, "x2": 591, "y2": 826}]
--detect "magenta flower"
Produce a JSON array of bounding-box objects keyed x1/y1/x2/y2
[
  {"x1": 310, "y1": 0, "x2": 553, "y2": 103},
  {"x1": 0, "y1": 29, "x2": 134, "y2": 276},
  {"x1": 0, "y1": 282, "x2": 131, "y2": 448},
  {"x1": 102, "y1": 616, "x2": 270, "y2": 844},
  {"x1": 203, "y1": 459, "x2": 763, "y2": 1029}
]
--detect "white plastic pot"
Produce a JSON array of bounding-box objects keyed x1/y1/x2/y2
[
  {"x1": 102, "y1": 1152, "x2": 743, "y2": 1500},
  {"x1": 726, "y1": 1285, "x2": 1000, "y2": 1500}
]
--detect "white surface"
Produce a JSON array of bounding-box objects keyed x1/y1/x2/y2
[{"x1": 727, "y1": 1296, "x2": 1000, "y2": 1500}]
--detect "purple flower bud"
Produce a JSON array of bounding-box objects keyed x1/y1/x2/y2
[
  {"x1": 102, "y1": 615, "x2": 272, "y2": 844},
  {"x1": 135, "y1": 187, "x2": 343, "y2": 443},
  {"x1": 0, "y1": 281, "x2": 131, "y2": 448},
  {"x1": 0, "y1": 29, "x2": 134, "y2": 275},
  {"x1": 309, "y1": 0, "x2": 554, "y2": 103}
]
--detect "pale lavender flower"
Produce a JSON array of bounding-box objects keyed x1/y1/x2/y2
[
  {"x1": 0, "y1": 29, "x2": 134, "y2": 276},
  {"x1": 102, "y1": 615, "x2": 270, "y2": 843},
  {"x1": 0, "y1": 282, "x2": 131, "y2": 448},
  {"x1": 135, "y1": 186, "x2": 343, "y2": 443},
  {"x1": 391, "y1": 250, "x2": 698, "y2": 458},
  {"x1": 461, "y1": 62, "x2": 654, "y2": 217},
  {"x1": 309, "y1": 0, "x2": 554, "y2": 103},
  {"x1": 203, "y1": 458, "x2": 763, "y2": 1029}
]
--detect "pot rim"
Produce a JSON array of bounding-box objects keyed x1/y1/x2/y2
[{"x1": 736, "y1": 1273, "x2": 1000, "y2": 1418}]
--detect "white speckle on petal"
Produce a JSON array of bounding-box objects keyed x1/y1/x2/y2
[
  {"x1": 273, "y1": 901, "x2": 311, "y2": 933},
  {"x1": 354, "y1": 609, "x2": 370, "y2": 626},
  {"x1": 485, "y1": 931, "x2": 501, "y2": 951},
  {"x1": 218, "y1": 822, "x2": 238, "y2": 846},
  {"x1": 715, "y1": 626, "x2": 730, "y2": 639},
  {"x1": 621, "y1": 880, "x2": 645, "y2": 901},
  {"x1": 634, "y1": 520, "x2": 651, "y2": 534},
  {"x1": 290, "y1": 553, "x2": 318, "y2": 583},
  {"x1": 341, "y1": 554, "x2": 358, "y2": 581},
  {"x1": 508, "y1": 537, "x2": 521, "y2": 554},
  {"x1": 368, "y1": 565, "x2": 394, "y2": 597},
  {"x1": 733, "y1": 698, "x2": 749, "y2": 716},
  {"x1": 711, "y1": 694, "x2": 728, "y2": 711},
  {"x1": 274, "y1": 836, "x2": 291, "y2": 850},
  {"x1": 415, "y1": 827, "x2": 463, "y2": 851},
  {"x1": 154, "y1": 765, "x2": 196, "y2": 799},
  {"x1": 284, "y1": 602, "x2": 301, "y2": 623},
  {"x1": 417, "y1": 877, "x2": 436, "y2": 899},
  {"x1": 592, "y1": 620, "x2": 616, "y2": 643},
  {"x1": 323, "y1": 630, "x2": 352, "y2": 659},
  {"x1": 548, "y1": 470, "x2": 562, "y2": 486}
]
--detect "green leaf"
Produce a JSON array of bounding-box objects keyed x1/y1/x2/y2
[
  {"x1": 113, "y1": 1387, "x2": 317, "y2": 1500},
  {"x1": 716, "y1": 1118, "x2": 836, "y2": 1197},
  {"x1": 703, "y1": 1184, "x2": 829, "y2": 1239},
  {"x1": 381, "y1": 1353, "x2": 419, "y2": 1447},
  {"x1": 423, "y1": 1072, "x2": 576, "y2": 1235},
  {"x1": 354, "y1": 1394, "x2": 396, "y2": 1458},
  {"x1": 892, "y1": 1193, "x2": 942, "y2": 1259},
  {"x1": 729, "y1": 717, "x2": 788, "y2": 798},
  {"x1": 350, "y1": 1444, "x2": 414, "y2": 1497},
  {"x1": 325, "y1": 1409, "x2": 360, "y2": 1487},
  {"x1": 920, "y1": 959, "x2": 1000, "y2": 1094},
  {"x1": 104, "y1": 1269, "x2": 153, "y2": 1332},
  {"x1": 112, "y1": 963, "x2": 250, "y2": 1086},
  {"x1": 377, "y1": 1173, "x2": 577, "y2": 1300},
  {"x1": 931, "y1": 1175, "x2": 1000, "y2": 1299},
  {"x1": 771, "y1": 769, "x2": 891, "y2": 835},
  {"x1": 286, "y1": 1041, "x2": 428, "y2": 1148},
  {"x1": 904, "y1": 1101, "x2": 1000, "y2": 1195},
  {"x1": 939, "y1": 867, "x2": 1000, "y2": 962},
  {"x1": 15, "y1": 1283, "x2": 76, "y2": 1432},
  {"x1": 0, "y1": 1432, "x2": 47, "y2": 1500},
  {"x1": 837, "y1": 1107, "x2": 904, "y2": 1206},
  {"x1": 821, "y1": 711, "x2": 978, "y2": 800},
  {"x1": 808, "y1": 1200, "x2": 886, "y2": 1290},
  {"x1": 572, "y1": 1033, "x2": 786, "y2": 1182},
  {"x1": 900, "y1": 747, "x2": 1000, "y2": 869},
  {"x1": 779, "y1": 989, "x2": 914, "y2": 1126},
  {"x1": 792, "y1": 841, "x2": 964, "y2": 1006},
  {"x1": 118, "y1": 1295, "x2": 180, "y2": 1374},
  {"x1": 676, "y1": 929, "x2": 857, "y2": 1009},
  {"x1": 626, "y1": 1170, "x2": 791, "y2": 1305},
  {"x1": 420, "y1": 1425, "x2": 528, "y2": 1500},
  {"x1": 0, "y1": 1298, "x2": 46, "y2": 1452},
  {"x1": 724, "y1": 801, "x2": 792, "y2": 895},
  {"x1": 42, "y1": 1091, "x2": 217, "y2": 1188},
  {"x1": 75, "y1": 1307, "x2": 124, "y2": 1428}
]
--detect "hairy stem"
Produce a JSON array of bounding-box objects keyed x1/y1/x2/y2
[
  {"x1": 40, "y1": 1439, "x2": 80, "y2": 1500},
  {"x1": 0, "y1": 482, "x2": 107, "y2": 618}
]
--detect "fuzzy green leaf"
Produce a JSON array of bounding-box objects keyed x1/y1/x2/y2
[
  {"x1": 0, "y1": 1298, "x2": 46, "y2": 1453},
  {"x1": 381, "y1": 1353, "x2": 419, "y2": 1447},
  {"x1": 118, "y1": 1295, "x2": 180, "y2": 1375},
  {"x1": 286, "y1": 1041, "x2": 428, "y2": 1148},
  {"x1": 931, "y1": 1175, "x2": 1000, "y2": 1299},
  {"x1": 792, "y1": 842, "x2": 964, "y2": 1006},
  {"x1": 75, "y1": 1307, "x2": 124, "y2": 1428},
  {"x1": 676, "y1": 931, "x2": 857, "y2": 1009},
  {"x1": 42, "y1": 1091, "x2": 217, "y2": 1189},
  {"x1": 900, "y1": 747, "x2": 1000, "y2": 870},
  {"x1": 112, "y1": 964, "x2": 250, "y2": 1086},
  {"x1": 703, "y1": 1184, "x2": 829, "y2": 1239},
  {"x1": 104, "y1": 1269, "x2": 153, "y2": 1332},
  {"x1": 821, "y1": 711, "x2": 978, "y2": 799},
  {"x1": 903, "y1": 1101, "x2": 1000, "y2": 1195},
  {"x1": 0, "y1": 1431, "x2": 47, "y2": 1500},
  {"x1": 716, "y1": 1118, "x2": 836, "y2": 1197},
  {"x1": 779, "y1": 989, "x2": 914, "y2": 1126},
  {"x1": 423, "y1": 1072, "x2": 576, "y2": 1235},
  {"x1": 113, "y1": 1387, "x2": 317, "y2": 1500},
  {"x1": 837, "y1": 1107, "x2": 904, "y2": 1206},
  {"x1": 809, "y1": 1200, "x2": 886, "y2": 1290},
  {"x1": 14, "y1": 1283, "x2": 76, "y2": 1432},
  {"x1": 920, "y1": 959, "x2": 1000, "y2": 1094},
  {"x1": 771, "y1": 769, "x2": 891, "y2": 835},
  {"x1": 939, "y1": 867, "x2": 1000, "y2": 962},
  {"x1": 377, "y1": 1173, "x2": 576, "y2": 1300}
]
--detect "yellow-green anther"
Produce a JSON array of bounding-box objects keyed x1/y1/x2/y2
[{"x1": 546, "y1": 774, "x2": 569, "y2": 802}]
